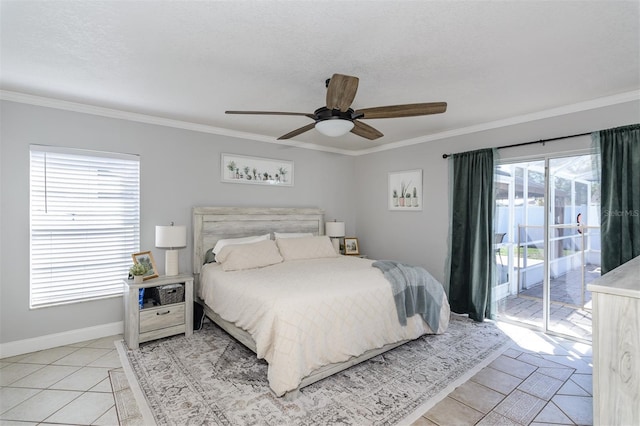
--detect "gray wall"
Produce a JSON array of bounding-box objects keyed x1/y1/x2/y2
[
  {"x1": 353, "y1": 101, "x2": 640, "y2": 286},
  {"x1": 0, "y1": 100, "x2": 355, "y2": 343},
  {"x1": 1, "y1": 98, "x2": 638, "y2": 345}
]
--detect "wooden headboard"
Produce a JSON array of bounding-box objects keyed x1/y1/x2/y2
[{"x1": 192, "y1": 207, "x2": 325, "y2": 275}]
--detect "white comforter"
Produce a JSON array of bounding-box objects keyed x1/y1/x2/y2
[{"x1": 199, "y1": 256, "x2": 450, "y2": 396}]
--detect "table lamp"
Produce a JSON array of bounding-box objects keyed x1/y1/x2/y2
[
  {"x1": 325, "y1": 220, "x2": 345, "y2": 254},
  {"x1": 155, "y1": 223, "x2": 187, "y2": 276}
]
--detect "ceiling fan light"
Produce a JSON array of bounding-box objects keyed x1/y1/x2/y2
[{"x1": 315, "y1": 119, "x2": 354, "y2": 137}]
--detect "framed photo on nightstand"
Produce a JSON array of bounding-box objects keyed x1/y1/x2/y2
[
  {"x1": 344, "y1": 237, "x2": 360, "y2": 255},
  {"x1": 131, "y1": 251, "x2": 159, "y2": 280}
]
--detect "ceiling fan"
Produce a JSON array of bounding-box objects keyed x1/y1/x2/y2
[{"x1": 225, "y1": 73, "x2": 447, "y2": 141}]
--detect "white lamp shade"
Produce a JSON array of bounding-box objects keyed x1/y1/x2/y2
[
  {"x1": 315, "y1": 119, "x2": 354, "y2": 137},
  {"x1": 325, "y1": 221, "x2": 345, "y2": 237},
  {"x1": 155, "y1": 225, "x2": 187, "y2": 249}
]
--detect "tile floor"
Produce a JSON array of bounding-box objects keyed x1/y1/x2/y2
[
  {"x1": 0, "y1": 335, "x2": 123, "y2": 425},
  {"x1": 414, "y1": 322, "x2": 593, "y2": 426},
  {"x1": 497, "y1": 264, "x2": 597, "y2": 341},
  {"x1": 499, "y1": 295, "x2": 593, "y2": 341},
  {"x1": 1, "y1": 322, "x2": 592, "y2": 426}
]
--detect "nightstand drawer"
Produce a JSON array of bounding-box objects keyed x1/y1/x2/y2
[
  {"x1": 139, "y1": 303, "x2": 185, "y2": 333},
  {"x1": 123, "y1": 274, "x2": 194, "y2": 349}
]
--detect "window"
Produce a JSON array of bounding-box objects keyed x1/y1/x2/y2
[{"x1": 30, "y1": 145, "x2": 140, "y2": 308}]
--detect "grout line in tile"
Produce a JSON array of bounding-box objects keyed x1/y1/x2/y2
[{"x1": 39, "y1": 388, "x2": 86, "y2": 424}]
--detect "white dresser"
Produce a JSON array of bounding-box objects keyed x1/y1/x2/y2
[{"x1": 587, "y1": 255, "x2": 640, "y2": 425}]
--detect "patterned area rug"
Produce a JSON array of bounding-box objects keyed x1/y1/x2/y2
[
  {"x1": 109, "y1": 368, "x2": 145, "y2": 425},
  {"x1": 115, "y1": 315, "x2": 511, "y2": 425}
]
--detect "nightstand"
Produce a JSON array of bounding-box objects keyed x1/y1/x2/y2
[{"x1": 123, "y1": 273, "x2": 194, "y2": 349}]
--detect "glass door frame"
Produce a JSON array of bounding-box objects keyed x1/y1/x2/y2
[{"x1": 495, "y1": 147, "x2": 596, "y2": 342}]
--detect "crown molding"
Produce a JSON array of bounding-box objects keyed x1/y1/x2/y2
[
  {"x1": 0, "y1": 90, "x2": 355, "y2": 156},
  {"x1": 2, "y1": 89, "x2": 638, "y2": 157},
  {"x1": 355, "y1": 90, "x2": 640, "y2": 155}
]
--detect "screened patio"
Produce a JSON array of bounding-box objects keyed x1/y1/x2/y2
[{"x1": 494, "y1": 155, "x2": 600, "y2": 342}]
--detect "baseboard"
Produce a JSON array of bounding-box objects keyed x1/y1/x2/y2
[{"x1": 0, "y1": 321, "x2": 124, "y2": 358}]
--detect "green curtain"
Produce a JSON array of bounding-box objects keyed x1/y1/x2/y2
[
  {"x1": 447, "y1": 148, "x2": 495, "y2": 322},
  {"x1": 593, "y1": 124, "x2": 640, "y2": 274}
]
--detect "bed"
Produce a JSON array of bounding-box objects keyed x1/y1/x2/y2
[{"x1": 193, "y1": 207, "x2": 450, "y2": 399}]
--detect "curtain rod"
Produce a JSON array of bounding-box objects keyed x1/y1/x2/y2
[{"x1": 441, "y1": 131, "x2": 592, "y2": 159}]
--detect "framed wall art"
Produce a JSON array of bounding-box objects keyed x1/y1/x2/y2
[
  {"x1": 131, "y1": 251, "x2": 159, "y2": 280},
  {"x1": 221, "y1": 153, "x2": 294, "y2": 186},
  {"x1": 344, "y1": 237, "x2": 360, "y2": 255},
  {"x1": 388, "y1": 169, "x2": 423, "y2": 211}
]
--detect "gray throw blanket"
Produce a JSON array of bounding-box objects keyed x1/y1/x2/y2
[{"x1": 372, "y1": 260, "x2": 444, "y2": 332}]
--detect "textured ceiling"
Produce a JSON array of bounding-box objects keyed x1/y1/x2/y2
[{"x1": 1, "y1": 1, "x2": 639, "y2": 153}]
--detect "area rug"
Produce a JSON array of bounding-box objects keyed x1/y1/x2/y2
[
  {"x1": 109, "y1": 368, "x2": 145, "y2": 426},
  {"x1": 115, "y1": 315, "x2": 511, "y2": 425}
]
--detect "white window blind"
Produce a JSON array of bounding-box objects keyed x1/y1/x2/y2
[{"x1": 30, "y1": 145, "x2": 140, "y2": 308}]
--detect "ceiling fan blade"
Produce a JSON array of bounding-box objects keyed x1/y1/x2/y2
[
  {"x1": 277, "y1": 123, "x2": 317, "y2": 140},
  {"x1": 326, "y1": 74, "x2": 359, "y2": 112},
  {"x1": 226, "y1": 110, "x2": 315, "y2": 119},
  {"x1": 351, "y1": 120, "x2": 384, "y2": 140},
  {"x1": 357, "y1": 102, "x2": 447, "y2": 119}
]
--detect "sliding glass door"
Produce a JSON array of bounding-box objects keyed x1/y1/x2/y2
[
  {"x1": 546, "y1": 156, "x2": 599, "y2": 339},
  {"x1": 495, "y1": 160, "x2": 546, "y2": 331},
  {"x1": 494, "y1": 153, "x2": 599, "y2": 341}
]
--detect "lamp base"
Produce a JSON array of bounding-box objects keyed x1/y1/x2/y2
[
  {"x1": 330, "y1": 237, "x2": 341, "y2": 254},
  {"x1": 165, "y1": 250, "x2": 179, "y2": 276}
]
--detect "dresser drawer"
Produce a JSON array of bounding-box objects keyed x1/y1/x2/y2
[{"x1": 139, "y1": 303, "x2": 185, "y2": 333}]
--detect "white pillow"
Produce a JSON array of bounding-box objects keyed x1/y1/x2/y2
[
  {"x1": 216, "y1": 239, "x2": 283, "y2": 271},
  {"x1": 212, "y1": 233, "x2": 270, "y2": 256},
  {"x1": 276, "y1": 236, "x2": 339, "y2": 261},
  {"x1": 273, "y1": 232, "x2": 314, "y2": 239}
]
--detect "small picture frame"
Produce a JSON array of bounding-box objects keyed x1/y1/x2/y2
[
  {"x1": 131, "y1": 251, "x2": 159, "y2": 280},
  {"x1": 344, "y1": 237, "x2": 360, "y2": 255}
]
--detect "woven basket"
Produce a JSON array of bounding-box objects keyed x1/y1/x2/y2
[{"x1": 151, "y1": 284, "x2": 184, "y2": 305}]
